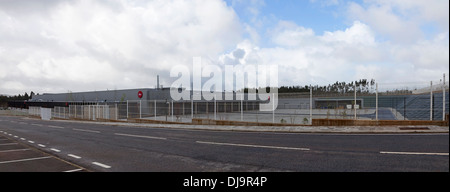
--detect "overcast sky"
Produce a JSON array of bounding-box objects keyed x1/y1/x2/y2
[{"x1": 0, "y1": 0, "x2": 449, "y2": 95}]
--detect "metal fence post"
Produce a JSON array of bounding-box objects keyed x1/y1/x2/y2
[
  {"x1": 191, "y1": 97, "x2": 193, "y2": 120},
  {"x1": 115, "y1": 103, "x2": 118, "y2": 120},
  {"x1": 272, "y1": 93, "x2": 275, "y2": 123},
  {"x1": 310, "y1": 85, "x2": 312, "y2": 125},
  {"x1": 430, "y1": 81, "x2": 433, "y2": 121},
  {"x1": 354, "y1": 84, "x2": 357, "y2": 120},
  {"x1": 214, "y1": 94, "x2": 217, "y2": 120},
  {"x1": 403, "y1": 97, "x2": 406, "y2": 120},
  {"x1": 376, "y1": 83, "x2": 378, "y2": 121},
  {"x1": 241, "y1": 94, "x2": 243, "y2": 121},
  {"x1": 443, "y1": 73, "x2": 446, "y2": 121}
]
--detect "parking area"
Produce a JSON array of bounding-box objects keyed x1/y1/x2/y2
[{"x1": 0, "y1": 133, "x2": 87, "y2": 172}]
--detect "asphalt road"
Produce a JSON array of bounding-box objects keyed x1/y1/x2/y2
[
  {"x1": 0, "y1": 134, "x2": 87, "y2": 172},
  {"x1": 0, "y1": 116, "x2": 448, "y2": 172}
]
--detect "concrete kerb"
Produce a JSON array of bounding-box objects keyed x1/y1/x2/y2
[{"x1": 44, "y1": 118, "x2": 449, "y2": 134}]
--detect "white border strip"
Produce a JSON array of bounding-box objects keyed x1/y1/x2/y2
[
  {"x1": 73, "y1": 128, "x2": 100, "y2": 133},
  {"x1": 114, "y1": 133, "x2": 167, "y2": 140},
  {"x1": 92, "y1": 162, "x2": 111, "y2": 169},
  {"x1": 68, "y1": 154, "x2": 81, "y2": 159},
  {"x1": 0, "y1": 149, "x2": 31, "y2": 153},
  {"x1": 196, "y1": 141, "x2": 310, "y2": 151},
  {"x1": 0, "y1": 156, "x2": 52, "y2": 164},
  {"x1": 64, "y1": 168, "x2": 83, "y2": 172}
]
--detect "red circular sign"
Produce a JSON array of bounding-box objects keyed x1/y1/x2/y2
[{"x1": 138, "y1": 91, "x2": 143, "y2": 99}]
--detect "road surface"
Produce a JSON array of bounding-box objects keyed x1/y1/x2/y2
[{"x1": 0, "y1": 116, "x2": 448, "y2": 172}]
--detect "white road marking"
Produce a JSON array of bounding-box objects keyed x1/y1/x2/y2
[
  {"x1": 31, "y1": 124, "x2": 43, "y2": 127},
  {"x1": 38, "y1": 144, "x2": 46, "y2": 148},
  {"x1": 50, "y1": 148, "x2": 61, "y2": 152},
  {"x1": 48, "y1": 125, "x2": 65, "y2": 129},
  {"x1": 20, "y1": 138, "x2": 26, "y2": 140},
  {"x1": 64, "y1": 168, "x2": 83, "y2": 172},
  {"x1": 0, "y1": 156, "x2": 52, "y2": 164},
  {"x1": 92, "y1": 162, "x2": 111, "y2": 169},
  {"x1": 73, "y1": 128, "x2": 100, "y2": 133},
  {"x1": 28, "y1": 140, "x2": 35, "y2": 144},
  {"x1": 0, "y1": 149, "x2": 31, "y2": 153},
  {"x1": 68, "y1": 154, "x2": 81, "y2": 159},
  {"x1": 380, "y1": 151, "x2": 449, "y2": 156},
  {"x1": 114, "y1": 133, "x2": 167, "y2": 140},
  {"x1": 196, "y1": 141, "x2": 310, "y2": 151}
]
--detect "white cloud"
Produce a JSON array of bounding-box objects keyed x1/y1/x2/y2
[
  {"x1": 270, "y1": 21, "x2": 316, "y2": 47},
  {"x1": 321, "y1": 21, "x2": 376, "y2": 45},
  {"x1": 347, "y1": 0, "x2": 449, "y2": 44},
  {"x1": 1, "y1": 0, "x2": 448, "y2": 95},
  {"x1": 220, "y1": 19, "x2": 449, "y2": 87},
  {"x1": 0, "y1": 0, "x2": 242, "y2": 95}
]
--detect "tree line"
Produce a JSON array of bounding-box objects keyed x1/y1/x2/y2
[
  {"x1": 0, "y1": 92, "x2": 35, "y2": 108},
  {"x1": 243, "y1": 79, "x2": 379, "y2": 94},
  {"x1": 0, "y1": 91, "x2": 35, "y2": 101},
  {"x1": 279, "y1": 79, "x2": 377, "y2": 94}
]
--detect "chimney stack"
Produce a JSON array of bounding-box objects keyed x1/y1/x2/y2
[{"x1": 157, "y1": 75, "x2": 160, "y2": 89}]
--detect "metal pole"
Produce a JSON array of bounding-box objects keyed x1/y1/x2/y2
[
  {"x1": 403, "y1": 97, "x2": 406, "y2": 120},
  {"x1": 354, "y1": 84, "x2": 357, "y2": 120},
  {"x1": 214, "y1": 93, "x2": 217, "y2": 120},
  {"x1": 272, "y1": 93, "x2": 275, "y2": 123},
  {"x1": 443, "y1": 73, "x2": 446, "y2": 121},
  {"x1": 310, "y1": 85, "x2": 312, "y2": 125},
  {"x1": 240, "y1": 94, "x2": 243, "y2": 121},
  {"x1": 93, "y1": 105, "x2": 96, "y2": 120},
  {"x1": 126, "y1": 100, "x2": 129, "y2": 120},
  {"x1": 154, "y1": 100, "x2": 157, "y2": 120},
  {"x1": 376, "y1": 83, "x2": 378, "y2": 121},
  {"x1": 430, "y1": 81, "x2": 433, "y2": 121},
  {"x1": 191, "y1": 97, "x2": 193, "y2": 119},
  {"x1": 171, "y1": 100, "x2": 174, "y2": 122},
  {"x1": 139, "y1": 100, "x2": 142, "y2": 119},
  {"x1": 115, "y1": 103, "x2": 118, "y2": 120}
]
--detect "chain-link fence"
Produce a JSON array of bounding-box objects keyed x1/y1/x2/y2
[
  {"x1": 18, "y1": 78, "x2": 449, "y2": 125},
  {"x1": 122, "y1": 80, "x2": 448, "y2": 125}
]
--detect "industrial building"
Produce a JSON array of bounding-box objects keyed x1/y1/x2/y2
[
  {"x1": 31, "y1": 88, "x2": 172, "y2": 103},
  {"x1": 7, "y1": 85, "x2": 264, "y2": 121}
]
